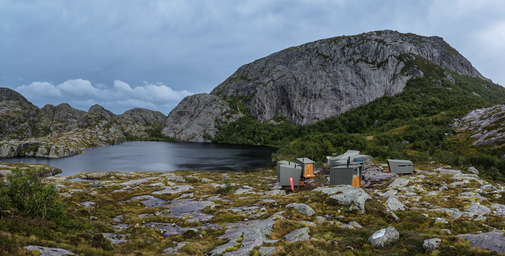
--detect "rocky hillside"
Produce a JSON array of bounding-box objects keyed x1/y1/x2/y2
[
  {"x1": 456, "y1": 105, "x2": 505, "y2": 158},
  {"x1": 0, "y1": 88, "x2": 168, "y2": 158},
  {"x1": 164, "y1": 30, "x2": 492, "y2": 142},
  {"x1": 5, "y1": 162, "x2": 505, "y2": 255}
]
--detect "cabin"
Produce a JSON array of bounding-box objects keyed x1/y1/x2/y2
[
  {"x1": 276, "y1": 160, "x2": 291, "y2": 182},
  {"x1": 278, "y1": 162, "x2": 303, "y2": 187},
  {"x1": 325, "y1": 150, "x2": 371, "y2": 169},
  {"x1": 387, "y1": 159, "x2": 413, "y2": 174},
  {"x1": 295, "y1": 157, "x2": 316, "y2": 179},
  {"x1": 329, "y1": 163, "x2": 363, "y2": 187}
]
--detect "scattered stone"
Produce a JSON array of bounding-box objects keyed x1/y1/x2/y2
[
  {"x1": 316, "y1": 216, "x2": 326, "y2": 223},
  {"x1": 299, "y1": 221, "x2": 316, "y2": 227},
  {"x1": 381, "y1": 190, "x2": 397, "y2": 198},
  {"x1": 235, "y1": 187, "x2": 254, "y2": 195},
  {"x1": 24, "y1": 245, "x2": 79, "y2": 256},
  {"x1": 210, "y1": 183, "x2": 225, "y2": 188},
  {"x1": 422, "y1": 238, "x2": 441, "y2": 251},
  {"x1": 89, "y1": 216, "x2": 98, "y2": 221},
  {"x1": 163, "y1": 242, "x2": 188, "y2": 254},
  {"x1": 284, "y1": 227, "x2": 310, "y2": 242},
  {"x1": 314, "y1": 186, "x2": 372, "y2": 213},
  {"x1": 125, "y1": 195, "x2": 169, "y2": 208},
  {"x1": 387, "y1": 178, "x2": 409, "y2": 190},
  {"x1": 112, "y1": 215, "x2": 123, "y2": 222},
  {"x1": 467, "y1": 167, "x2": 479, "y2": 175},
  {"x1": 258, "y1": 247, "x2": 277, "y2": 256},
  {"x1": 434, "y1": 218, "x2": 448, "y2": 224},
  {"x1": 458, "y1": 230, "x2": 505, "y2": 253},
  {"x1": 349, "y1": 221, "x2": 363, "y2": 229},
  {"x1": 458, "y1": 192, "x2": 487, "y2": 202},
  {"x1": 386, "y1": 197, "x2": 406, "y2": 211},
  {"x1": 80, "y1": 201, "x2": 96, "y2": 209},
  {"x1": 464, "y1": 203, "x2": 491, "y2": 216},
  {"x1": 441, "y1": 229, "x2": 451, "y2": 234},
  {"x1": 285, "y1": 203, "x2": 315, "y2": 217},
  {"x1": 152, "y1": 185, "x2": 194, "y2": 195},
  {"x1": 368, "y1": 226, "x2": 400, "y2": 248},
  {"x1": 264, "y1": 190, "x2": 286, "y2": 196},
  {"x1": 92, "y1": 180, "x2": 103, "y2": 187},
  {"x1": 102, "y1": 233, "x2": 128, "y2": 245},
  {"x1": 209, "y1": 212, "x2": 283, "y2": 256}
]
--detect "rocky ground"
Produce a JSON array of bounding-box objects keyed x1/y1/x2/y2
[{"x1": 10, "y1": 163, "x2": 505, "y2": 255}]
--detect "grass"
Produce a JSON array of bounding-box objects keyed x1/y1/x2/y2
[{"x1": 1, "y1": 164, "x2": 504, "y2": 255}]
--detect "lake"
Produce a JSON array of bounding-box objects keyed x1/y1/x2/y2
[{"x1": 0, "y1": 141, "x2": 277, "y2": 176}]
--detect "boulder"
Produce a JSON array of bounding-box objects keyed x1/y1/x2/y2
[
  {"x1": 458, "y1": 230, "x2": 505, "y2": 253},
  {"x1": 368, "y1": 226, "x2": 400, "y2": 248},
  {"x1": 24, "y1": 245, "x2": 77, "y2": 256},
  {"x1": 284, "y1": 227, "x2": 310, "y2": 242},
  {"x1": 314, "y1": 186, "x2": 372, "y2": 213},
  {"x1": 285, "y1": 203, "x2": 316, "y2": 217},
  {"x1": 386, "y1": 197, "x2": 406, "y2": 211},
  {"x1": 467, "y1": 167, "x2": 479, "y2": 175},
  {"x1": 422, "y1": 238, "x2": 441, "y2": 251},
  {"x1": 387, "y1": 178, "x2": 409, "y2": 190}
]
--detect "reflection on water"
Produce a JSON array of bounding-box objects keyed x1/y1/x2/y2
[{"x1": 1, "y1": 141, "x2": 277, "y2": 176}]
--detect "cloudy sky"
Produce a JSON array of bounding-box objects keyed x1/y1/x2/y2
[{"x1": 1, "y1": 0, "x2": 504, "y2": 115}]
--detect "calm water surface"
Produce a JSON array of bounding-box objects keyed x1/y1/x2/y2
[{"x1": 1, "y1": 141, "x2": 277, "y2": 176}]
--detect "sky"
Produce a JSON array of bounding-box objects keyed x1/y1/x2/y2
[{"x1": 1, "y1": 0, "x2": 504, "y2": 115}]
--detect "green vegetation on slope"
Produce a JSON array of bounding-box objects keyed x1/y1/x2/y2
[{"x1": 212, "y1": 54, "x2": 505, "y2": 180}]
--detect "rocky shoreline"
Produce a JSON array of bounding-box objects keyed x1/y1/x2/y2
[{"x1": 15, "y1": 163, "x2": 505, "y2": 255}]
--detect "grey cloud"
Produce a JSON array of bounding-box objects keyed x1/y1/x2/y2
[
  {"x1": 1, "y1": 0, "x2": 504, "y2": 116},
  {"x1": 15, "y1": 79, "x2": 193, "y2": 115}
]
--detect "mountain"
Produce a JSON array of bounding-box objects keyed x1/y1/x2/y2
[
  {"x1": 0, "y1": 88, "x2": 168, "y2": 158},
  {"x1": 162, "y1": 30, "x2": 493, "y2": 142}
]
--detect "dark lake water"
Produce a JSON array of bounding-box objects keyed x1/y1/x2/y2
[{"x1": 0, "y1": 141, "x2": 277, "y2": 176}]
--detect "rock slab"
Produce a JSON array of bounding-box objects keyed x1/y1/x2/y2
[
  {"x1": 368, "y1": 226, "x2": 400, "y2": 248},
  {"x1": 458, "y1": 230, "x2": 505, "y2": 253}
]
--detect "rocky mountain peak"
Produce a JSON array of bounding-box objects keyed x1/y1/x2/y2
[
  {"x1": 88, "y1": 104, "x2": 115, "y2": 118},
  {"x1": 117, "y1": 108, "x2": 166, "y2": 126},
  {"x1": 209, "y1": 30, "x2": 488, "y2": 126},
  {"x1": 0, "y1": 87, "x2": 29, "y2": 102}
]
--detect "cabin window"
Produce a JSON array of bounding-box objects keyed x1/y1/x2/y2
[{"x1": 398, "y1": 165, "x2": 407, "y2": 167}]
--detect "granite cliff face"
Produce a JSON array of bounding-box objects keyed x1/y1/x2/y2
[
  {"x1": 163, "y1": 30, "x2": 489, "y2": 141},
  {"x1": 161, "y1": 94, "x2": 243, "y2": 142},
  {"x1": 211, "y1": 30, "x2": 486, "y2": 125},
  {"x1": 0, "y1": 88, "x2": 167, "y2": 158}
]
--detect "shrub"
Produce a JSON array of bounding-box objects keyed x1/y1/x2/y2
[{"x1": 3, "y1": 168, "x2": 65, "y2": 222}]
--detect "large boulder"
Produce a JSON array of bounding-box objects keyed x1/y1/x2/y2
[
  {"x1": 422, "y1": 238, "x2": 441, "y2": 251},
  {"x1": 314, "y1": 185, "x2": 372, "y2": 213},
  {"x1": 458, "y1": 230, "x2": 505, "y2": 253},
  {"x1": 368, "y1": 226, "x2": 400, "y2": 248},
  {"x1": 285, "y1": 203, "x2": 316, "y2": 217}
]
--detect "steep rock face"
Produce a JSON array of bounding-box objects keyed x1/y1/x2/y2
[
  {"x1": 211, "y1": 30, "x2": 486, "y2": 125},
  {"x1": 161, "y1": 94, "x2": 243, "y2": 142}
]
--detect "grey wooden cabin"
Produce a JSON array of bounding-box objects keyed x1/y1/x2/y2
[
  {"x1": 329, "y1": 163, "x2": 363, "y2": 187},
  {"x1": 278, "y1": 162, "x2": 302, "y2": 187},
  {"x1": 387, "y1": 159, "x2": 413, "y2": 174},
  {"x1": 277, "y1": 160, "x2": 291, "y2": 182}
]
